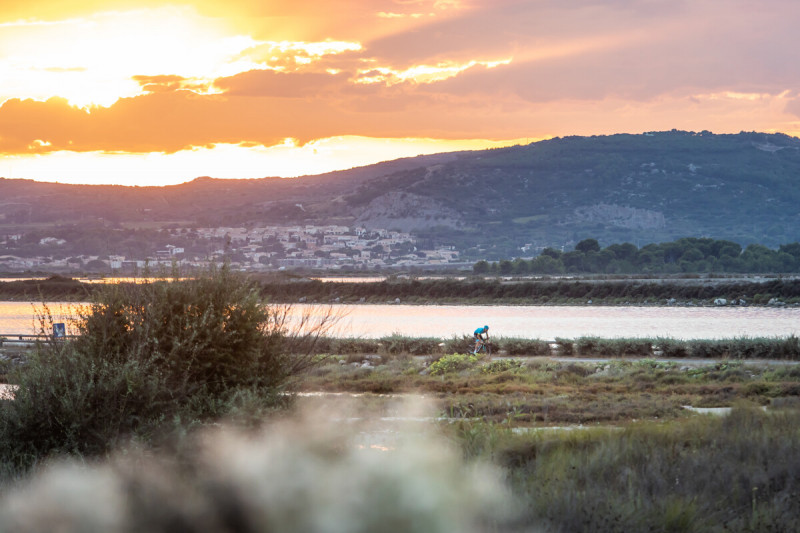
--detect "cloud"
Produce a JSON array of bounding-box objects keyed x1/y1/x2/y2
[
  {"x1": 2, "y1": 0, "x2": 800, "y2": 161},
  {"x1": 214, "y1": 70, "x2": 350, "y2": 97},
  {"x1": 132, "y1": 75, "x2": 215, "y2": 95}
]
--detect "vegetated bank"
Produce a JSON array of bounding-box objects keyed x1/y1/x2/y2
[
  {"x1": 3, "y1": 272, "x2": 800, "y2": 306},
  {"x1": 253, "y1": 274, "x2": 800, "y2": 306},
  {"x1": 305, "y1": 334, "x2": 800, "y2": 361}
]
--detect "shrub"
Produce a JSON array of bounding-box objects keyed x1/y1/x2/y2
[
  {"x1": 498, "y1": 338, "x2": 551, "y2": 356},
  {"x1": 481, "y1": 359, "x2": 525, "y2": 374},
  {"x1": 554, "y1": 338, "x2": 574, "y2": 356},
  {"x1": 428, "y1": 353, "x2": 481, "y2": 376},
  {"x1": 576, "y1": 337, "x2": 653, "y2": 357},
  {"x1": 441, "y1": 335, "x2": 473, "y2": 354},
  {"x1": 379, "y1": 334, "x2": 441, "y2": 355},
  {"x1": 0, "y1": 412, "x2": 513, "y2": 533},
  {"x1": 0, "y1": 266, "x2": 326, "y2": 469}
]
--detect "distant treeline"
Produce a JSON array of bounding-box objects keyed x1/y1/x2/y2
[
  {"x1": 0, "y1": 275, "x2": 93, "y2": 300},
  {"x1": 255, "y1": 277, "x2": 800, "y2": 305},
  {"x1": 475, "y1": 238, "x2": 800, "y2": 275}
]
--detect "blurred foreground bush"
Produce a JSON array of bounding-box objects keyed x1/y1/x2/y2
[{"x1": 0, "y1": 404, "x2": 514, "y2": 533}]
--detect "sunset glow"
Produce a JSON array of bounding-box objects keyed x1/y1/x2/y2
[{"x1": 2, "y1": 0, "x2": 800, "y2": 185}]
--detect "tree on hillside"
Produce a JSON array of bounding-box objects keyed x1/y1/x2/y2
[{"x1": 575, "y1": 238, "x2": 601, "y2": 253}]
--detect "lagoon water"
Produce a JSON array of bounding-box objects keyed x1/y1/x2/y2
[{"x1": 2, "y1": 301, "x2": 798, "y2": 340}]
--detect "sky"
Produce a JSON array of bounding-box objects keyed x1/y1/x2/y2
[{"x1": 1, "y1": 0, "x2": 800, "y2": 186}]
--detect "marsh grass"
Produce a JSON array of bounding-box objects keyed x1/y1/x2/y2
[
  {"x1": 460, "y1": 406, "x2": 800, "y2": 532},
  {"x1": 299, "y1": 352, "x2": 800, "y2": 426}
]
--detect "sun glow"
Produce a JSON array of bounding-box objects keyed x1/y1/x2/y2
[
  {"x1": 0, "y1": 7, "x2": 259, "y2": 107},
  {"x1": 0, "y1": 137, "x2": 534, "y2": 186},
  {"x1": 0, "y1": 7, "x2": 363, "y2": 108}
]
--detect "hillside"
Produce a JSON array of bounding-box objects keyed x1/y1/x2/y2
[{"x1": 2, "y1": 131, "x2": 800, "y2": 258}]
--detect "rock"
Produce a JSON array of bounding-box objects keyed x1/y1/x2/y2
[{"x1": 713, "y1": 298, "x2": 727, "y2": 306}]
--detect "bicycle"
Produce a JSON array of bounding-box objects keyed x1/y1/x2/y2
[{"x1": 470, "y1": 338, "x2": 493, "y2": 357}]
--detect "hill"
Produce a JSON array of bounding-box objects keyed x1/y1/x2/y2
[{"x1": 2, "y1": 130, "x2": 800, "y2": 259}]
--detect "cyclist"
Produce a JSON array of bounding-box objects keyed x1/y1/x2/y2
[{"x1": 473, "y1": 325, "x2": 489, "y2": 354}]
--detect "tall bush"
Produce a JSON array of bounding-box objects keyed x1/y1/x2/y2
[{"x1": 0, "y1": 266, "x2": 320, "y2": 469}]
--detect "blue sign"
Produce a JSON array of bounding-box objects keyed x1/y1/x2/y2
[{"x1": 53, "y1": 323, "x2": 66, "y2": 338}]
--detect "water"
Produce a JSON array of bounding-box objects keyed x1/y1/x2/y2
[
  {"x1": 329, "y1": 304, "x2": 800, "y2": 340},
  {"x1": 4, "y1": 301, "x2": 795, "y2": 340},
  {"x1": 0, "y1": 302, "x2": 85, "y2": 336}
]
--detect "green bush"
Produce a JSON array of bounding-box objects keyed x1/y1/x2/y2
[
  {"x1": 428, "y1": 353, "x2": 481, "y2": 376},
  {"x1": 0, "y1": 266, "x2": 306, "y2": 469},
  {"x1": 554, "y1": 338, "x2": 574, "y2": 356},
  {"x1": 656, "y1": 338, "x2": 689, "y2": 358},
  {"x1": 441, "y1": 335, "x2": 473, "y2": 354},
  {"x1": 576, "y1": 337, "x2": 653, "y2": 357},
  {"x1": 498, "y1": 338, "x2": 551, "y2": 356},
  {"x1": 481, "y1": 359, "x2": 525, "y2": 374},
  {"x1": 379, "y1": 334, "x2": 442, "y2": 355}
]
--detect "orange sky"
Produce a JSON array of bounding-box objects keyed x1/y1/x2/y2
[{"x1": 1, "y1": 0, "x2": 800, "y2": 185}]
